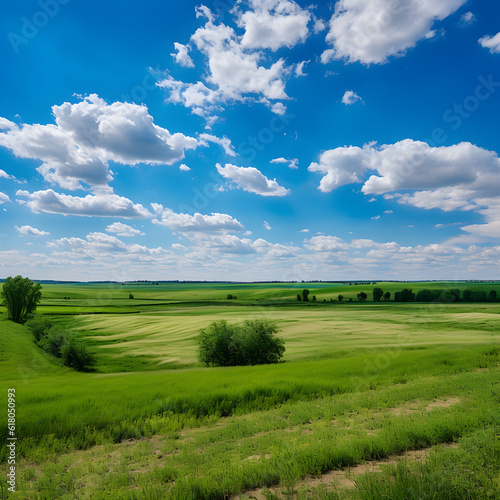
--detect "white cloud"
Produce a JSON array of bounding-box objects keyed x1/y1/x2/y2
[
  {"x1": 309, "y1": 139, "x2": 500, "y2": 239},
  {"x1": 171, "y1": 243, "x2": 187, "y2": 250},
  {"x1": 198, "y1": 133, "x2": 236, "y2": 156},
  {"x1": 341, "y1": 90, "x2": 362, "y2": 105},
  {"x1": 299, "y1": 228, "x2": 309, "y2": 233},
  {"x1": 294, "y1": 60, "x2": 309, "y2": 76},
  {"x1": 15, "y1": 225, "x2": 50, "y2": 236},
  {"x1": 0, "y1": 95, "x2": 201, "y2": 191},
  {"x1": 371, "y1": 215, "x2": 381, "y2": 220},
  {"x1": 0, "y1": 192, "x2": 10, "y2": 204},
  {"x1": 158, "y1": 3, "x2": 311, "y2": 124},
  {"x1": 322, "y1": 0, "x2": 466, "y2": 65},
  {"x1": 16, "y1": 189, "x2": 151, "y2": 218},
  {"x1": 151, "y1": 204, "x2": 244, "y2": 232},
  {"x1": 304, "y1": 235, "x2": 349, "y2": 251},
  {"x1": 459, "y1": 12, "x2": 475, "y2": 25},
  {"x1": 263, "y1": 220, "x2": 272, "y2": 230},
  {"x1": 368, "y1": 197, "x2": 376, "y2": 202},
  {"x1": 0, "y1": 169, "x2": 15, "y2": 180},
  {"x1": 237, "y1": 0, "x2": 311, "y2": 50},
  {"x1": 105, "y1": 222, "x2": 145, "y2": 237},
  {"x1": 216, "y1": 163, "x2": 290, "y2": 197},
  {"x1": 171, "y1": 42, "x2": 195, "y2": 68},
  {"x1": 179, "y1": 164, "x2": 191, "y2": 172},
  {"x1": 384, "y1": 210, "x2": 393, "y2": 214},
  {"x1": 479, "y1": 32, "x2": 500, "y2": 54},
  {"x1": 270, "y1": 157, "x2": 298, "y2": 169}
]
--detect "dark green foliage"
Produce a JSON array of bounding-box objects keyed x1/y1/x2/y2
[
  {"x1": 338, "y1": 295, "x2": 344, "y2": 302},
  {"x1": 129, "y1": 293, "x2": 134, "y2": 299},
  {"x1": 25, "y1": 315, "x2": 54, "y2": 342},
  {"x1": 372, "y1": 287, "x2": 384, "y2": 302},
  {"x1": 490, "y1": 289, "x2": 497, "y2": 301},
  {"x1": 227, "y1": 293, "x2": 233, "y2": 299},
  {"x1": 25, "y1": 315, "x2": 95, "y2": 371},
  {"x1": 302, "y1": 289, "x2": 310, "y2": 301},
  {"x1": 61, "y1": 337, "x2": 96, "y2": 372},
  {"x1": 383, "y1": 291, "x2": 391, "y2": 301},
  {"x1": 463, "y1": 290, "x2": 488, "y2": 302},
  {"x1": 1, "y1": 275, "x2": 42, "y2": 323},
  {"x1": 312, "y1": 295, "x2": 316, "y2": 301},
  {"x1": 296, "y1": 294, "x2": 301, "y2": 301},
  {"x1": 39, "y1": 328, "x2": 67, "y2": 357},
  {"x1": 197, "y1": 319, "x2": 285, "y2": 367},
  {"x1": 416, "y1": 288, "x2": 459, "y2": 303},
  {"x1": 357, "y1": 292, "x2": 367, "y2": 301},
  {"x1": 394, "y1": 289, "x2": 415, "y2": 302}
]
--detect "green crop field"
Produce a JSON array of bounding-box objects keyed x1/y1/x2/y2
[{"x1": 0, "y1": 281, "x2": 499, "y2": 499}]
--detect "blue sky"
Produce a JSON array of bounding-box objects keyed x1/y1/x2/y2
[{"x1": 1, "y1": 0, "x2": 500, "y2": 281}]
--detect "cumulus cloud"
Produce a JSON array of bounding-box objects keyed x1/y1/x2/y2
[
  {"x1": 0, "y1": 192, "x2": 10, "y2": 204},
  {"x1": 303, "y1": 235, "x2": 349, "y2": 251},
  {"x1": 151, "y1": 204, "x2": 244, "y2": 232},
  {"x1": 271, "y1": 157, "x2": 298, "y2": 169},
  {"x1": 371, "y1": 215, "x2": 381, "y2": 220},
  {"x1": 216, "y1": 163, "x2": 290, "y2": 196},
  {"x1": 309, "y1": 139, "x2": 500, "y2": 239},
  {"x1": 322, "y1": 0, "x2": 466, "y2": 65},
  {"x1": 158, "y1": 2, "x2": 314, "y2": 124},
  {"x1": 105, "y1": 222, "x2": 145, "y2": 237},
  {"x1": 341, "y1": 90, "x2": 363, "y2": 105},
  {"x1": 171, "y1": 42, "x2": 195, "y2": 67},
  {"x1": 237, "y1": 0, "x2": 311, "y2": 50},
  {"x1": 179, "y1": 164, "x2": 191, "y2": 172},
  {"x1": 53, "y1": 232, "x2": 167, "y2": 259},
  {"x1": 0, "y1": 95, "x2": 201, "y2": 191},
  {"x1": 479, "y1": 32, "x2": 500, "y2": 54},
  {"x1": 15, "y1": 225, "x2": 50, "y2": 236},
  {"x1": 16, "y1": 189, "x2": 151, "y2": 218}
]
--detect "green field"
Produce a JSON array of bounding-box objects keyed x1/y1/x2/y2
[{"x1": 0, "y1": 281, "x2": 499, "y2": 498}]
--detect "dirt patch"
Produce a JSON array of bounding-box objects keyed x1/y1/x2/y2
[
  {"x1": 235, "y1": 444, "x2": 458, "y2": 500},
  {"x1": 426, "y1": 397, "x2": 460, "y2": 411}
]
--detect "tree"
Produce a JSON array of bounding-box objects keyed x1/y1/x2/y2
[
  {"x1": 302, "y1": 289, "x2": 310, "y2": 302},
  {"x1": 338, "y1": 294, "x2": 344, "y2": 302},
  {"x1": 197, "y1": 320, "x2": 285, "y2": 367},
  {"x1": 373, "y1": 287, "x2": 384, "y2": 302},
  {"x1": 312, "y1": 295, "x2": 317, "y2": 301},
  {"x1": 384, "y1": 291, "x2": 391, "y2": 301},
  {"x1": 490, "y1": 290, "x2": 497, "y2": 301},
  {"x1": 296, "y1": 294, "x2": 301, "y2": 301},
  {"x1": 129, "y1": 293, "x2": 134, "y2": 299},
  {"x1": 357, "y1": 292, "x2": 367, "y2": 302},
  {"x1": 1, "y1": 276, "x2": 42, "y2": 323}
]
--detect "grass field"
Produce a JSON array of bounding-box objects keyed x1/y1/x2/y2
[{"x1": 0, "y1": 281, "x2": 499, "y2": 498}]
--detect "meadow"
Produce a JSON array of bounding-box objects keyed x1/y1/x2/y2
[{"x1": 0, "y1": 281, "x2": 499, "y2": 498}]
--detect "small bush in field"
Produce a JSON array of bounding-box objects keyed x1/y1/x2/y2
[{"x1": 197, "y1": 319, "x2": 285, "y2": 367}]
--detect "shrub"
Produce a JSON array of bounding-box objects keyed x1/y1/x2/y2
[
  {"x1": 39, "y1": 328, "x2": 67, "y2": 358},
  {"x1": 129, "y1": 293, "x2": 134, "y2": 299},
  {"x1": 338, "y1": 295, "x2": 344, "y2": 302},
  {"x1": 357, "y1": 292, "x2": 367, "y2": 301},
  {"x1": 61, "y1": 337, "x2": 96, "y2": 372},
  {"x1": 302, "y1": 289, "x2": 309, "y2": 302},
  {"x1": 296, "y1": 294, "x2": 301, "y2": 301},
  {"x1": 490, "y1": 290, "x2": 497, "y2": 301},
  {"x1": 197, "y1": 319, "x2": 285, "y2": 367},
  {"x1": 226, "y1": 294, "x2": 233, "y2": 300},
  {"x1": 25, "y1": 315, "x2": 54, "y2": 342}
]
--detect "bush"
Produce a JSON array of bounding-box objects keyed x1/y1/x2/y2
[
  {"x1": 25, "y1": 315, "x2": 54, "y2": 342},
  {"x1": 39, "y1": 328, "x2": 67, "y2": 357},
  {"x1": 129, "y1": 293, "x2": 134, "y2": 299},
  {"x1": 61, "y1": 337, "x2": 96, "y2": 372},
  {"x1": 197, "y1": 319, "x2": 285, "y2": 367}
]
